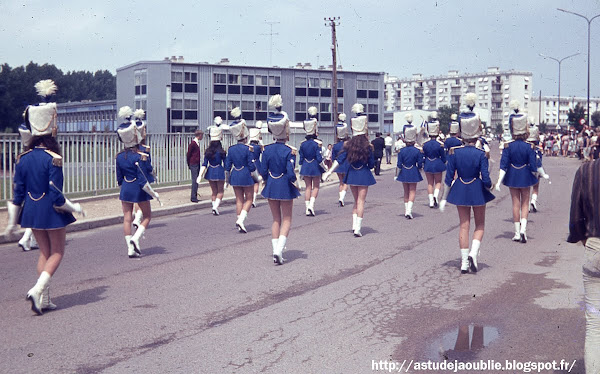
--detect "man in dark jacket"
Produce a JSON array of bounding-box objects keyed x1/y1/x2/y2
[
  {"x1": 371, "y1": 132, "x2": 385, "y2": 175},
  {"x1": 186, "y1": 130, "x2": 204, "y2": 202}
]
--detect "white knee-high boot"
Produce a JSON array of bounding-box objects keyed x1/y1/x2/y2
[
  {"x1": 406, "y1": 201, "x2": 414, "y2": 219},
  {"x1": 339, "y1": 190, "x2": 346, "y2": 206},
  {"x1": 41, "y1": 287, "x2": 57, "y2": 310},
  {"x1": 512, "y1": 222, "x2": 521, "y2": 241},
  {"x1": 305, "y1": 200, "x2": 310, "y2": 216},
  {"x1": 126, "y1": 235, "x2": 138, "y2": 258},
  {"x1": 469, "y1": 239, "x2": 481, "y2": 272},
  {"x1": 352, "y1": 213, "x2": 358, "y2": 232},
  {"x1": 530, "y1": 193, "x2": 538, "y2": 212},
  {"x1": 27, "y1": 271, "x2": 51, "y2": 315},
  {"x1": 18, "y1": 228, "x2": 33, "y2": 251},
  {"x1": 433, "y1": 188, "x2": 440, "y2": 207},
  {"x1": 130, "y1": 225, "x2": 145, "y2": 255},
  {"x1": 274, "y1": 235, "x2": 286, "y2": 265},
  {"x1": 460, "y1": 249, "x2": 470, "y2": 274},
  {"x1": 133, "y1": 210, "x2": 143, "y2": 230},
  {"x1": 354, "y1": 217, "x2": 363, "y2": 237},
  {"x1": 428, "y1": 194, "x2": 434, "y2": 208},
  {"x1": 520, "y1": 218, "x2": 528, "y2": 243},
  {"x1": 308, "y1": 197, "x2": 316, "y2": 216},
  {"x1": 236, "y1": 210, "x2": 248, "y2": 233}
]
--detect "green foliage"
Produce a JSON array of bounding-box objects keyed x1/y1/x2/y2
[
  {"x1": 437, "y1": 105, "x2": 459, "y2": 134},
  {"x1": 0, "y1": 62, "x2": 116, "y2": 132},
  {"x1": 591, "y1": 111, "x2": 600, "y2": 128},
  {"x1": 495, "y1": 123, "x2": 503, "y2": 135},
  {"x1": 568, "y1": 103, "x2": 587, "y2": 132},
  {"x1": 539, "y1": 121, "x2": 547, "y2": 134}
]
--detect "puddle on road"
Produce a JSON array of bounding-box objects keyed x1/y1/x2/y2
[{"x1": 426, "y1": 324, "x2": 499, "y2": 362}]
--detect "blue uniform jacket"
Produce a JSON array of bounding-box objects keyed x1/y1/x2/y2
[
  {"x1": 202, "y1": 150, "x2": 226, "y2": 181},
  {"x1": 299, "y1": 139, "x2": 324, "y2": 177},
  {"x1": 445, "y1": 145, "x2": 495, "y2": 206},
  {"x1": 226, "y1": 143, "x2": 256, "y2": 187},
  {"x1": 499, "y1": 140, "x2": 538, "y2": 188},
  {"x1": 260, "y1": 142, "x2": 301, "y2": 200},
  {"x1": 116, "y1": 149, "x2": 154, "y2": 203},
  {"x1": 338, "y1": 148, "x2": 376, "y2": 186},
  {"x1": 422, "y1": 139, "x2": 447, "y2": 173},
  {"x1": 250, "y1": 142, "x2": 262, "y2": 178},
  {"x1": 444, "y1": 136, "x2": 463, "y2": 155},
  {"x1": 396, "y1": 145, "x2": 424, "y2": 183},
  {"x1": 13, "y1": 147, "x2": 76, "y2": 229}
]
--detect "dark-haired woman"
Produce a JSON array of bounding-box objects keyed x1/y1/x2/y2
[
  {"x1": 116, "y1": 106, "x2": 158, "y2": 258},
  {"x1": 202, "y1": 122, "x2": 227, "y2": 216},
  {"x1": 422, "y1": 112, "x2": 446, "y2": 208},
  {"x1": 495, "y1": 100, "x2": 547, "y2": 243},
  {"x1": 324, "y1": 103, "x2": 375, "y2": 237},
  {"x1": 6, "y1": 80, "x2": 81, "y2": 315}
]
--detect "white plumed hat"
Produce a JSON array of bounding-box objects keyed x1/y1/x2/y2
[
  {"x1": 117, "y1": 121, "x2": 143, "y2": 148},
  {"x1": 510, "y1": 99, "x2": 521, "y2": 111},
  {"x1": 210, "y1": 126, "x2": 223, "y2": 141},
  {"x1": 527, "y1": 126, "x2": 540, "y2": 142},
  {"x1": 133, "y1": 109, "x2": 145, "y2": 120},
  {"x1": 269, "y1": 94, "x2": 283, "y2": 109},
  {"x1": 267, "y1": 111, "x2": 290, "y2": 140},
  {"x1": 249, "y1": 122, "x2": 262, "y2": 142},
  {"x1": 308, "y1": 106, "x2": 318, "y2": 117},
  {"x1": 351, "y1": 115, "x2": 368, "y2": 135},
  {"x1": 336, "y1": 122, "x2": 349, "y2": 139},
  {"x1": 26, "y1": 79, "x2": 60, "y2": 137},
  {"x1": 34, "y1": 79, "x2": 58, "y2": 98},
  {"x1": 338, "y1": 113, "x2": 347, "y2": 122},
  {"x1": 430, "y1": 111, "x2": 438, "y2": 119},
  {"x1": 450, "y1": 113, "x2": 458, "y2": 121},
  {"x1": 405, "y1": 113, "x2": 413, "y2": 123},
  {"x1": 351, "y1": 103, "x2": 364, "y2": 114},
  {"x1": 511, "y1": 114, "x2": 528, "y2": 136},
  {"x1": 230, "y1": 107, "x2": 242, "y2": 119},
  {"x1": 303, "y1": 118, "x2": 318, "y2": 135},
  {"x1": 119, "y1": 106, "x2": 133, "y2": 119},
  {"x1": 449, "y1": 120, "x2": 460, "y2": 135},
  {"x1": 427, "y1": 120, "x2": 440, "y2": 136},
  {"x1": 465, "y1": 93, "x2": 477, "y2": 107},
  {"x1": 214, "y1": 116, "x2": 223, "y2": 126}
]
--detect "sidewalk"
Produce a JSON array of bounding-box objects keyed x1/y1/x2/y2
[{"x1": 0, "y1": 159, "x2": 397, "y2": 244}]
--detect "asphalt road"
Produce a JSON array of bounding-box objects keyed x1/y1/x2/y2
[{"x1": 0, "y1": 145, "x2": 587, "y2": 373}]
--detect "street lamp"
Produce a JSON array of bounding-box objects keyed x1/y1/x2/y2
[
  {"x1": 557, "y1": 8, "x2": 600, "y2": 124},
  {"x1": 539, "y1": 52, "x2": 580, "y2": 129}
]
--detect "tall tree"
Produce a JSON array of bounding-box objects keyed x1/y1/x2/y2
[
  {"x1": 568, "y1": 103, "x2": 587, "y2": 132},
  {"x1": 592, "y1": 111, "x2": 600, "y2": 128},
  {"x1": 437, "y1": 105, "x2": 458, "y2": 135}
]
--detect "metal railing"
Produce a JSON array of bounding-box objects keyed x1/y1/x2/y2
[{"x1": 0, "y1": 129, "x2": 339, "y2": 202}]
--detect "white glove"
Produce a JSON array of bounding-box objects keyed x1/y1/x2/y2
[
  {"x1": 322, "y1": 171, "x2": 331, "y2": 182},
  {"x1": 537, "y1": 167, "x2": 549, "y2": 180},
  {"x1": 143, "y1": 182, "x2": 163, "y2": 206},
  {"x1": 197, "y1": 166, "x2": 207, "y2": 184},
  {"x1": 495, "y1": 169, "x2": 506, "y2": 192},
  {"x1": 439, "y1": 200, "x2": 447, "y2": 212},
  {"x1": 54, "y1": 198, "x2": 86, "y2": 217},
  {"x1": 4, "y1": 201, "x2": 21, "y2": 239}
]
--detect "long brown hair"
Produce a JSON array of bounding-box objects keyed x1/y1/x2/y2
[
  {"x1": 344, "y1": 134, "x2": 371, "y2": 163},
  {"x1": 28, "y1": 135, "x2": 61, "y2": 155},
  {"x1": 205, "y1": 140, "x2": 226, "y2": 159}
]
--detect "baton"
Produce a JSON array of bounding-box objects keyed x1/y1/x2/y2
[
  {"x1": 135, "y1": 162, "x2": 164, "y2": 206},
  {"x1": 49, "y1": 181, "x2": 87, "y2": 216}
]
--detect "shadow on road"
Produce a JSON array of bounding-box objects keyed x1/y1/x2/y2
[
  {"x1": 143, "y1": 246, "x2": 167, "y2": 257},
  {"x1": 52, "y1": 285, "x2": 109, "y2": 310},
  {"x1": 284, "y1": 250, "x2": 308, "y2": 263}
]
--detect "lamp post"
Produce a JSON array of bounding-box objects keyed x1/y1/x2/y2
[
  {"x1": 539, "y1": 52, "x2": 580, "y2": 130},
  {"x1": 557, "y1": 8, "x2": 600, "y2": 124}
]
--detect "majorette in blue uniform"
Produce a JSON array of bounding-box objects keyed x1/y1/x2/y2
[
  {"x1": 526, "y1": 121, "x2": 548, "y2": 212},
  {"x1": 422, "y1": 112, "x2": 446, "y2": 208},
  {"x1": 402, "y1": 113, "x2": 415, "y2": 140},
  {"x1": 444, "y1": 114, "x2": 463, "y2": 155},
  {"x1": 116, "y1": 106, "x2": 160, "y2": 257},
  {"x1": 395, "y1": 126, "x2": 424, "y2": 219},
  {"x1": 396, "y1": 127, "x2": 424, "y2": 184},
  {"x1": 439, "y1": 92, "x2": 494, "y2": 274},
  {"x1": 16, "y1": 121, "x2": 39, "y2": 252},
  {"x1": 495, "y1": 100, "x2": 549, "y2": 243},
  {"x1": 331, "y1": 113, "x2": 350, "y2": 206},
  {"x1": 261, "y1": 94, "x2": 301, "y2": 265},
  {"x1": 299, "y1": 106, "x2": 327, "y2": 216},
  {"x1": 5, "y1": 80, "x2": 84, "y2": 315},
  {"x1": 202, "y1": 119, "x2": 226, "y2": 182},
  {"x1": 227, "y1": 108, "x2": 258, "y2": 233},
  {"x1": 248, "y1": 121, "x2": 263, "y2": 208}
]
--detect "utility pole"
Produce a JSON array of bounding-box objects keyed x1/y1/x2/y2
[
  {"x1": 325, "y1": 17, "x2": 340, "y2": 124},
  {"x1": 262, "y1": 21, "x2": 280, "y2": 66}
]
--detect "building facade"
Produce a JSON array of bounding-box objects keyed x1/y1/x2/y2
[
  {"x1": 530, "y1": 95, "x2": 600, "y2": 129},
  {"x1": 385, "y1": 67, "x2": 533, "y2": 130},
  {"x1": 117, "y1": 57, "x2": 385, "y2": 134},
  {"x1": 56, "y1": 99, "x2": 117, "y2": 132}
]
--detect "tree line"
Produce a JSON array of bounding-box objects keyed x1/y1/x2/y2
[{"x1": 0, "y1": 62, "x2": 116, "y2": 132}]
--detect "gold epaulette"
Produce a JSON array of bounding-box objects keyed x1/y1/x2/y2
[
  {"x1": 449, "y1": 145, "x2": 465, "y2": 155},
  {"x1": 16, "y1": 149, "x2": 32, "y2": 164},
  {"x1": 503, "y1": 140, "x2": 514, "y2": 149},
  {"x1": 415, "y1": 145, "x2": 423, "y2": 151},
  {"x1": 138, "y1": 151, "x2": 149, "y2": 161},
  {"x1": 315, "y1": 139, "x2": 323, "y2": 146},
  {"x1": 286, "y1": 144, "x2": 297, "y2": 156},
  {"x1": 261, "y1": 145, "x2": 265, "y2": 151},
  {"x1": 44, "y1": 149, "x2": 63, "y2": 167},
  {"x1": 437, "y1": 139, "x2": 444, "y2": 146},
  {"x1": 247, "y1": 145, "x2": 254, "y2": 151},
  {"x1": 140, "y1": 144, "x2": 150, "y2": 151}
]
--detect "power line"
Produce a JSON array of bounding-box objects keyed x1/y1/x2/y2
[
  {"x1": 325, "y1": 17, "x2": 340, "y2": 119},
  {"x1": 261, "y1": 21, "x2": 280, "y2": 66}
]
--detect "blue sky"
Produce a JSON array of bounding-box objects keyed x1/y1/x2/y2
[{"x1": 2, "y1": 0, "x2": 600, "y2": 98}]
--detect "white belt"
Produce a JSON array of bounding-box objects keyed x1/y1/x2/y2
[
  {"x1": 304, "y1": 158, "x2": 315, "y2": 163},
  {"x1": 510, "y1": 163, "x2": 527, "y2": 169},
  {"x1": 459, "y1": 177, "x2": 476, "y2": 185},
  {"x1": 269, "y1": 171, "x2": 284, "y2": 179},
  {"x1": 124, "y1": 176, "x2": 136, "y2": 182},
  {"x1": 233, "y1": 165, "x2": 245, "y2": 171},
  {"x1": 402, "y1": 164, "x2": 414, "y2": 169}
]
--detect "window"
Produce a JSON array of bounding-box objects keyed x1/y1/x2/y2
[
  {"x1": 171, "y1": 99, "x2": 183, "y2": 110},
  {"x1": 185, "y1": 84, "x2": 198, "y2": 93},
  {"x1": 185, "y1": 111, "x2": 197, "y2": 120},
  {"x1": 337, "y1": 103, "x2": 344, "y2": 113},
  {"x1": 295, "y1": 112, "x2": 307, "y2": 121},
  {"x1": 320, "y1": 78, "x2": 331, "y2": 88},
  {"x1": 295, "y1": 102, "x2": 307, "y2": 112},
  {"x1": 321, "y1": 113, "x2": 332, "y2": 121},
  {"x1": 357, "y1": 80, "x2": 368, "y2": 89},
  {"x1": 171, "y1": 71, "x2": 183, "y2": 82},
  {"x1": 213, "y1": 100, "x2": 226, "y2": 110},
  {"x1": 228, "y1": 85, "x2": 240, "y2": 94},
  {"x1": 309, "y1": 78, "x2": 320, "y2": 88},
  {"x1": 320, "y1": 88, "x2": 331, "y2": 97},
  {"x1": 368, "y1": 104, "x2": 378, "y2": 113},
  {"x1": 227, "y1": 101, "x2": 240, "y2": 111},
  {"x1": 368, "y1": 90, "x2": 379, "y2": 99},
  {"x1": 242, "y1": 85, "x2": 254, "y2": 94},
  {"x1": 295, "y1": 87, "x2": 307, "y2": 96},
  {"x1": 524, "y1": 84, "x2": 528, "y2": 90},
  {"x1": 320, "y1": 103, "x2": 331, "y2": 112},
  {"x1": 184, "y1": 99, "x2": 197, "y2": 110},
  {"x1": 337, "y1": 79, "x2": 344, "y2": 89},
  {"x1": 357, "y1": 90, "x2": 367, "y2": 98},
  {"x1": 368, "y1": 114, "x2": 378, "y2": 122},
  {"x1": 295, "y1": 77, "x2": 307, "y2": 87},
  {"x1": 256, "y1": 101, "x2": 267, "y2": 112},
  {"x1": 242, "y1": 101, "x2": 254, "y2": 111},
  {"x1": 268, "y1": 87, "x2": 281, "y2": 95},
  {"x1": 256, "y1": 86, "x2": 267, "y2": 95},
  {"x1": 269, "y1": 76, "x2": 281, "y2": 86},
  {"x1": 368, "y1": 80, "x2": 378, "y2": 90},
  {"x1": 228, "y1": 74, "x2": 240, "y2": 85},
  {"x1": 135, "y1": 69, "x2": 147, "y2": 97},
  {"x1": 337, "y1": 89, "x2": 344, "y2": 98},
  {"x1": 172, "y1": 111, "x2": 183, "y2": 120},
  {"x1": 242, "y1": 75, "x2": 254, "y2": 85},
  {"x1": 256, "y1": 75, "x2": 267, "y2": 86},
  {"x1": 214, "y1": 73, "x2": 226, "y2": 84},
  {"x1": 184, "y1": 72, "x2": 197, "y2": 82},
  {"x1": 213, "y1": 85, "x2": 226, "y2": 94}
]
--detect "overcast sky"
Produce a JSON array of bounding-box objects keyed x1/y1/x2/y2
[{"x1": 2, "y1": 0, "x2": 600, "y2": 99}]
